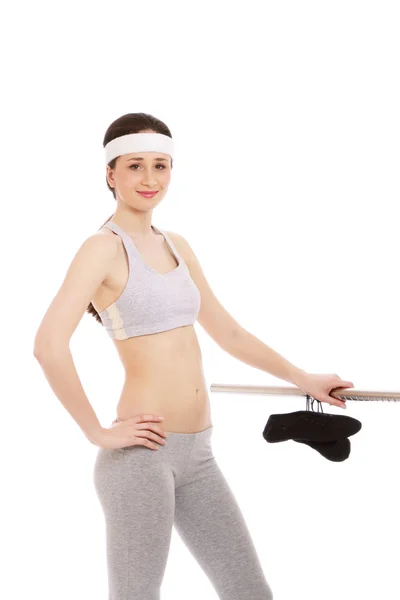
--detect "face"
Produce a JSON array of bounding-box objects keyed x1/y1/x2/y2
[{"x1": 106, "y1": 147, "x2": 172, "y2": 208}]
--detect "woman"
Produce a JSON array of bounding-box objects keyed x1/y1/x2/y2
[{"x1": 33, "y1": 112, "x2": 353, "y2": 600}]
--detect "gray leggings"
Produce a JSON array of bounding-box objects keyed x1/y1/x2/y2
[{"x1": 93, "y1": 424, "x2": 273, "y2": 599}]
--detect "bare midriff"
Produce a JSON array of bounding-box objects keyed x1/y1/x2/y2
[
  {"x1": 112, "y1": 324, "x2": 212, "y2": 433},
  {"x1": 93, "y1": 225, "x2": 212, "y2": 434}
]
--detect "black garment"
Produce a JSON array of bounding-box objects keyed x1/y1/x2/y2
[
  {"x1": 263, "y1": 395, "x2": 362, "y2": 462},
  {"x1": 294, "y1": 437, "x2": 351, "y2": 462}
]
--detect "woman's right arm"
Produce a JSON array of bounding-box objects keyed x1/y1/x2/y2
[{"x1": 33, "y1": 232, "x2": 118, "y2": 446}]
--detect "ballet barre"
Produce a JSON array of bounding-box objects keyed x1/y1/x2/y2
[{"x1": 210, "y1": 384, "x2": 400, "y2": 402}]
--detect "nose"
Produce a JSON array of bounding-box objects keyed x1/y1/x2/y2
[{"x1": 141, "y1": 168, "x2": 158, "y2": 186}]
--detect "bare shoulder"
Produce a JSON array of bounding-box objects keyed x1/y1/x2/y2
[
  {"x1": 33, "y1": 227, "x2": 120, "y2": 349},
  {"x1": 75, "y1": 226, "x2": 120, "y2": 255},
  {"x1": 96, "y1": 225, "x2": 118, "y2": 240},
  {"x1": 92, "y1": 226, "x2": 122, "y2": 251}
]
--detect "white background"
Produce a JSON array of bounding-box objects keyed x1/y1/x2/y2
[{"x1": 2, "y1": 1, "x2": 399, "y2": 599}]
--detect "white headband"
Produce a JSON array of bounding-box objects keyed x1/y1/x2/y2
[{"x1": 104, "y1": 132, "x2": 175, "y2": 165}]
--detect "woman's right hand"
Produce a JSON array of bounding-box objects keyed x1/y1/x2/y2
[{"x1": 97, "y1": 414, "x2": 168, "y2": 450}]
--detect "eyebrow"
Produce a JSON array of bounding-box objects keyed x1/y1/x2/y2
[{"x1": 126, "y1": 157, "x2": 169, "y2": 162}]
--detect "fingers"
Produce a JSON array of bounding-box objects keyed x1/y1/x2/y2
[
  {"x1": 331, "y1": 399, "x2": 347, "y2": 409},
  {"x1": 323, "y1": 394, "x2": 346, "y2": 409},
  {"x1": 132, "y1": 413, "x2": 164, "y2": 423},
  {"x1": 127, "y1": 414, "x2": 168, "y2": 450},
  {"x1": 134, "y1": 429, "x2": 167, "y2": 449},
  {"x1": 333, "y1": 375, "x2": 354, "y2": 388},
  {"x1": 134, "y1": 420, "x2": 167, "y2": 438},
  {"x1": 340, "y1": 381, "x2": 354, "y2": 388}
]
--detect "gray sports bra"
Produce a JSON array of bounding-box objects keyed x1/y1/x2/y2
[{"x1": 97, "y1": 221, "x2": 201, "y2": 340}]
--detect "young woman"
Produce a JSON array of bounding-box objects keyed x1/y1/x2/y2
[{"x1": 33, "y1": 112, "x2": 353, "y2": 600}]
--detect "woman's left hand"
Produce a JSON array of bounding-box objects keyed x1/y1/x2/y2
[{"x1": 293, "y1": 372, "x2": 355, "y2": 409}]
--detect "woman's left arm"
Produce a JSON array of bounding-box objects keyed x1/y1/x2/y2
[
  {"x1": 172, "y1": 232, "x2": 354, "y2": 410},
  {"x1": 223, "y1": 328, "x2": 353, "y2": 409}
]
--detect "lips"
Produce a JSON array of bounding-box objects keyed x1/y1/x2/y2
[{"x1": 137, "y1": 191, "x2": 158, "y2": 197}]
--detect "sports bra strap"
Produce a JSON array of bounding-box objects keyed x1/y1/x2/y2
[
  {"x1": 103, "y1": 221, "x2": 182, "y2": 263},
  {"x1": 102, "y1": 221, "x2": 133, "y2": 246},
  {"x1": 153, "y1": 226, "x2": 182, "y2": 262}
]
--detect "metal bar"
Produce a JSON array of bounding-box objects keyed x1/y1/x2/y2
[{"x1": 210, "y1": 383, "x2": 400, "y2": 402}]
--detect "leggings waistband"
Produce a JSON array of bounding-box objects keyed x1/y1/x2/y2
[{"x1": 112, "y1": 417, "x2": 213, "y2": 438}]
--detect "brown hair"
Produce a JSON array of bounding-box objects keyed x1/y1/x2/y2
[{"x1": 86, "y1": 112, "x2": 173, "y2": 324}]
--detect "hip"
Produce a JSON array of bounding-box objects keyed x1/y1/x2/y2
[{"x1": 93, "y1": 424, "x2": 216, "y2": 499}]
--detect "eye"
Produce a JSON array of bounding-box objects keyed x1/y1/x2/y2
[{"x1": 129, "y1": 164, "x2": 166, "y2": 170}]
